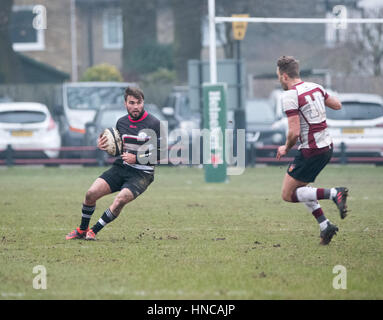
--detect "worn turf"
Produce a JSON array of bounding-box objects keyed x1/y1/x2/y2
[{"x1": 0, "y1": 165, "x2": 382, "y2": 299}]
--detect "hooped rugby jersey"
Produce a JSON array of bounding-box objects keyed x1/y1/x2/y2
[
  {"x1": 114, "y1": 110, "x2": 165, "y2": 174},
  {"x1": 282, "y1": 81, "x2": 332, "y2": 151}
]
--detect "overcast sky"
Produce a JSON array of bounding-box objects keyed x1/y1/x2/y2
[{"x1": 358, "y1": 0, "x2": 383, "y2": 8}]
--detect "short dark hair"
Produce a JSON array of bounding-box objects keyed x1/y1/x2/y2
[
  {"x1": 124, "y1": 87, "x2": 144, "y2": 102},
  {"x1": 277, "y1": 56, "x2": 300, "y2": 79}
]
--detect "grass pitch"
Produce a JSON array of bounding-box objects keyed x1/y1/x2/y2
[{"x1": 0, "y1": 164, "x2": 382, "y2": 300}]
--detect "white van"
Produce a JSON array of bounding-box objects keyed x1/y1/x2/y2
[{"x1": 57, "y1": 82, "x2": 136, "y2": 153}]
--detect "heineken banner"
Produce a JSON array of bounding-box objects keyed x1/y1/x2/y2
[{"x1": 203, "y1": 83, "x2": 227, "y2": 183}]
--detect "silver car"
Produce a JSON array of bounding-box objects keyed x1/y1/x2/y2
[
  {"x1": 271, "y1": 92, "x2": 383, "y2": 158},
  {"x1": 327, "y1": 93, "x2": 383, "y2": 157}
]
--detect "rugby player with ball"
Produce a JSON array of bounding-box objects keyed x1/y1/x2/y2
[{"x1": 66, "y1": 87, "x2": 165, "y2": 240}]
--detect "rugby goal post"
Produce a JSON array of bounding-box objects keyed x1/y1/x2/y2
[
  {"x1": 203, "y1": 0, "x2": 383, "y2": 182},
  {"x1": 207, "y1": 0, "x2": 383, "y2": 84}
]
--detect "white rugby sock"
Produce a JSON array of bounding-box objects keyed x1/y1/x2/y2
[
  {"x1": 295, "y1": 186, "x2": 336, "y2": 202},
  {"x1": 296, "y1": 186, "x2": 317, "y2": 202},
  {"x1": 319, "y1": 219, "x2": 330, "y2": 231},
  {"x1": 303, "y1": 201, "x2": 328, "y2": 229},
  {"x1": 330, "y1": 188, "x2": 337, "y2": 199},
  {"x1": 303, "y1": 200, "x2": 321, "y2": 213}
]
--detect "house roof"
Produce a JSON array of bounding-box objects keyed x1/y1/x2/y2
[{"x1": 17, "y1": 54, "x2": 70, "y2": 83}]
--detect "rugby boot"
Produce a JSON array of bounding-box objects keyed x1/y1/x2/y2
[
  {"x1": 66, "y1": 227, "x2": 88, "y2": 240},
  {"x1": 320, "y1": 221, "x2": 339, "y2": 245},
  {"x1": 85, "y1": 229, "x2": 97, "y2": 240},
  {"x1": 333, "y1": 187, "x2": 349, "y2": 219}
]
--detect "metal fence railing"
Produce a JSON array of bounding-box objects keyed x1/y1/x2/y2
[
  {"x1": 1, "y1": 143, "x2": 383, "y2": 167},
  {"x1": 0, "y1": 145, "x2": 187, "y2": 166},
  {"x1": 247, "y1": 142, "x2": 383, "y2": 167}
]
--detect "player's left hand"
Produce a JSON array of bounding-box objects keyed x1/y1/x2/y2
[
  {"x1": 276, "y1": 145, "x2": 287, "y2": 160},
  {"x1": 121, "y1": 152, "x2": 137, "y2": 164}
]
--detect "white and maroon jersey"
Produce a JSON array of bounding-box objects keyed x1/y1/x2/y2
[{"x1": 282, "y1": 81, "x2": 332, "y2": 150}]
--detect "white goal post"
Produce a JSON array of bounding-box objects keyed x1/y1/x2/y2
[{"x1": 208, "y1": 0, "x2": 383, "y2": 84}]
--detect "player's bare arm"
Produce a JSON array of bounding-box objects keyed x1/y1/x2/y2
[
  {"x1": 325, "y1": 95, "x2": 342, "y2": 110},
  {"x1": 277, "y1": 114, "x2": 300, "y2": 160}
]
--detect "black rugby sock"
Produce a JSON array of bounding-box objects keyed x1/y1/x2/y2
[
  {"x1": 80, "y1": 204, "x2": 95, "y2": 231},
  {"x1": 91, "y1": 208, "x2": 117, "y2": 233}
]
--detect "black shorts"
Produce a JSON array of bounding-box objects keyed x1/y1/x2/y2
[
  {"x1": 287, "y1": 147, "x2": 333, "y2": 183},
  {"x1": 100, "y1": 164, "x2": 154, "y2": 198}
]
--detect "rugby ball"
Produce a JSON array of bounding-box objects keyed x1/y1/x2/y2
[{"x1": 101, "y1": 127, "x2": 122, "y2": 156}]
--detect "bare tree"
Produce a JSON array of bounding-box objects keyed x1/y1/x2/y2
[
  {"x1": 349, "y1": 7, "x2": 383, "y2": 76},
  {"x1": 171, "y1": 0, "x2": 203, "y2": 83},
  {"x1": 0, "y1": 0, "x2": 22, "y2": 83},
  {"x1": 121, "y1": 0, "x2": 157, "y2": 80}
]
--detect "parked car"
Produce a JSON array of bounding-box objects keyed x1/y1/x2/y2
[
  {"x1": 246, "y1": 98, "x2": 285, "y2": 145},
  {"x1": 55, "y1": 81, "x2": 136, "y2": 157},
  {"x1": 269, "y1": 89, "x2": 284, "y2": 120},
  {"x1": 326, "y1": 93, "x2": 383, "y2": 157},
  {"x1": 83, "y1": 103, "x2": 167, "y2": 164},
  {"x1": 162, "y1": 86, "x2": 201, "y2": 133},
  {"x1": 162, "y1": 86, "x2": 202, "y2": 164},
  {"x1": 0, "y1": 102, "x2": 61, "y2": 159},
  {"x1": 245, "y1": 98, "x2": 285, "y2": 161},
  {"x1": 0, "y1": 95, "x2": 13, "y2": 103},
  {"x1": 145, "y1": 103, "x2": 168, "y2": 123},
  {"x1": 271, "y1": 91, "x2": 383, "y2": 158}
]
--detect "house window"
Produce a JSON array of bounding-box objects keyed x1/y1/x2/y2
[
  {"x1": 10, "y1": 6, "x2": 45, "y2": 51},
  {"x1": 103, "y1": 8, "x2": 123, "y2": 49}
]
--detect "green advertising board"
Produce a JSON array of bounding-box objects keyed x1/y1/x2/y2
[{"x1": 203, "y1": 83, "x2": 227, "y2": 183}]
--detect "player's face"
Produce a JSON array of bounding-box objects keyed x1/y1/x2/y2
[
  {"x1": 277, "y1": 68, "x2": 288, "y2": 91},
  {"x1": 125, "y1": 95, "x2": 144, "y2": 119}
]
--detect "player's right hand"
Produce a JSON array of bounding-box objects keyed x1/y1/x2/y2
[
  {"x1": 276, "y1": 145, "x2": 287, "y2": 160},
  {"x1": 121, "y1": 152, "x2": 137, "y2": 164},
  {"x1": 97, "y1": 134, "x2": 108, "y2": 151}
]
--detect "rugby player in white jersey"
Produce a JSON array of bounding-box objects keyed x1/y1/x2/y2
[{"x1": 275, "y1": 56, "x2": 349, "y2": 245}]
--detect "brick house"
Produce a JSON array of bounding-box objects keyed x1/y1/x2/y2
[
  {"x1": 11, "y1": 0, "x2": 174, "y2": 81},
  {"x1": 11, "y1": 0, "x2": 367, "y2": 86}
]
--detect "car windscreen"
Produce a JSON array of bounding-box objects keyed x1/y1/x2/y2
[
  {"x1": 66, "y1": 87, "x2": 125, "y2": 110},
  {"x1": 178, "y1": 95, "x2": 193, "y2": 118},
  {"x1": 326, "y1": 102, "x2": 383, "y2": 120},
  {"x1": 145, "y1": 105, "x2": 166, "y2": 121},
  {"x1": 0, "y1": 111, "x2": 47, "y2": 123},
  {"x1": 246, "y1": 100, "x2": 275, "y2": 123},
  {"x1": 99, "y1": 110, "x2": 126, "y2": 128}
]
